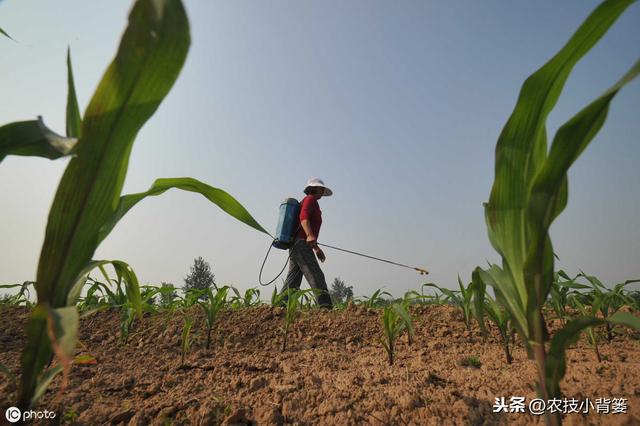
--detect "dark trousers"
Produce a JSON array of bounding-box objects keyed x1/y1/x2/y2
[{"x1": 282, "y1": 239, "x2": 333, "y2": 309}]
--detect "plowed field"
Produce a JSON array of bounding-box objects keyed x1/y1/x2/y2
[{"x1": 1, "y1": 305, "x2": 639, "y2": 425}]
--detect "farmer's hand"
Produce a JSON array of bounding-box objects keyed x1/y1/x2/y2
[
  {"x1": 315, "y1": 248, "x2": 326, "y2": 263},
  {"x1": 306, "y1": 234, "x2": 317, "y2": 248}
]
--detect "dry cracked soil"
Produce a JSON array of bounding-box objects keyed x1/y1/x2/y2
[{"x1": 1, "y1": 304, "x2": 639, "y2": 425}]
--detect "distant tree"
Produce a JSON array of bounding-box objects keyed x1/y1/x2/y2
[
  {"x1": 159, "y1": 282, "x2": 178, "y2": 308},
  {"x1": 184, "y1": 257, "x2": 216, "y2": 295},
  {"x1": 330, "y1": 277, "x2": 354, "y2": 304}
]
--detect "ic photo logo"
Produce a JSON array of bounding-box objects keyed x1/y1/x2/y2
[
  {"x1": 5, "y1": 407, "x2": 21, "y2": 423},
  {"x1": 4, "y1": 406, "x2": 57, "y2": 423}
]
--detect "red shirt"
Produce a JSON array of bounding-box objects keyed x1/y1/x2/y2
[{"x1": 296, "y1": 195, "x2": 322, "y2": 240}]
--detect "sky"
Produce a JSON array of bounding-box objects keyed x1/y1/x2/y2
[{"x1": 1, "y1": 0, "x2": 639, "y2": 300}]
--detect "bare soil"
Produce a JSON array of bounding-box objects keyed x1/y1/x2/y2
[{"x1": 1, "y1": 304, "x2": 639, "y2": 425}]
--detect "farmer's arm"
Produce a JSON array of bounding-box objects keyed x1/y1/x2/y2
[{"x1": 300, "y1": 219, "x2": 316, "y2": 245}]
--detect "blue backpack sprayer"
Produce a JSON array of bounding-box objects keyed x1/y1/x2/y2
[{"x1": 258, "y1": 198, "x2": 428, "y2": 286}]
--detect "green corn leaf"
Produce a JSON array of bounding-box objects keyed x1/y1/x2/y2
[
  {"x1": 391, "y1": 303, "x2": 414, "y2": 337},
  {"x1": 21, "y1": 305, "x2": 79, "y2": 407},
  {"x1": 47, "y1": 306, "x2": 79, "y2": 362},
  {"x1": 66, "y1": 260, "x2": 141, "y2": 318},
  {"x1": 477, "y1": 265, "x2": 528, "y2": 341},
  {"x1": 608, "y1": 311, "x2": 640, "y2": 330},
  {"x1": 30, "y1": 365, "x2": 62, "y2": 406},
  {"x1": 471, "y1": 267, "x2": 487, "y2": 335},
  {"x1": 20, "y1": 0, "x2": 190, "y2": 410},
  {"x1": 524, "y1": 59, "x2": 640, "y2": 329},
  {"x1": 66, "y1": 48, "x2": 82, "y2": 138},
  {"x1": 484, "y1": 0, "x2": 635, "y2": 317},
  {"x1": 36, "y1": 0, "x2": 189, "y2": 308},
  {"x1": 546, "y1": 316, "x2": 603, "y2": 398},
  {"x1": 422, "y1": 283, "x2": 460, "y2": 304},
  {"x1": 19, "y1": 304, "x2": 49, "y2": 409},
  {"x1": 0, "y1": 26, "x2": 15, "y2": 41},
  {"x1": 98, "y1": 177, "x2": 270, "y2": 245},
  {"x1": 546, "y1": 312, "x2": 640, "y2": 399},
  {"x1": 0, "y1": 118, "x2": 77, "y2": 163}
]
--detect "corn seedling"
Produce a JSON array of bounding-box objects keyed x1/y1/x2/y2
[
  {"x1": 567, "y1": 295, "x2": 603, "y2": 362},
  {"x1": 181, "y1": 316, "x2": 196, "y2": 365},
  {"x1": 280, "y1": 289, "x2": 314, "y2": 351},
  {"x1": 119, "y1": 303, "x2": 137, "y2": 344},
  {"x1": 359, "y1": 288, "x2": 392, "y2": 308},
  {"x1": 0, "y1": 282, "x2": 34, "y2": 307},
  {"x1": 423, "y1": 278, "x2": 477, "y2": 331},
  {"x1": 199, "y1": 286, "x2": 229, "y2": 349},
  {"x1": 399, "y1": 292, "x2": 422, "y2": 344},
  {"x1": 380, "y1": 303, "x2": 413, "y2": 366},
  {"x1": 577, "y1": 271, "x2": 639, "y2": 341},
  {"x1": 475, "y1": 2, "x2": 640, "y2": 422},
  {"x1": 548, "y1": 271, "x2": 590, "y2": 327},
  {"x1": 460, "y1": 356, "x2": 482, "y2": 369},
  {"x1": 271, "y1": 285, "x2": 286, "y2": 307},
  {"x1": 484, "y1": 293, "x2": 517, "y2": 364},
  {"x1": 229, "y1": 287, "x2": 261, "y2": 309}
]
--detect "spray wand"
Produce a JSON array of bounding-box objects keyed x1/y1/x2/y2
[
  {"x1": 259, "y1": 238, "x2": 428, "y2": 286},
  {"x1": 316, "y1": 242, "x2": 429, "y2": 275}
]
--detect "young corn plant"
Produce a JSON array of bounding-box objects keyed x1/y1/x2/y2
[
  {"x1": 229, "y1": 286, "x2": 261, "y2": 309},
  {"x1": 424, "y1": 278, "x2": 477, "y2": 332},
  {"x1": 567, "y1": 294, "x2": 603, "y2": 362},
  {"x1": 484, "y1": 293, "x2": 517, "y2": 364},
  {"x1": 475, "y1": 2, "x2": 640, "y2": 423},
  {"x1": 180, "y1": 316, "x2": 196, "y2": 366},
  {"x1": 399, "y1": 292, "x2": 422, "y2": 344},
  {"x1": 358, "y1": 288, "x2": 392, "y2": 308},
  {"x1": 577, "y1": 271, "x2": 639, "y2": 341},
  {"x1": 380, "y1": 303, "x2": 414, "y2": 366},
  {"x1": 548, "y1": 271, "x2": 590, "y2": 327},
  {"x1": 280, "y1": 289, "x2": 314, "y2": 351},
  {"x1": 0, "y1": 282, "x2": 34, "y2": 307},
  {"x1": 0, "y1": 0, "x2": 272, "y2": 410},
  {"x1": 199, "y1": 286, "x2": 229, "y2": 350}
]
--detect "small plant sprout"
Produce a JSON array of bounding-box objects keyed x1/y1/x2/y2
[
  {"x1": 229, "y1": 286, "x2": 261, "y2": 309},
  {"x1": 548, "y1": 271, "x2": 590, "y2": 326},
  {"x1": 484, "y1": 293, "x2": 516, "y2": 364},
  {"x1": 360, "y1": 288, "x2": 392, "y2": 308},
  {"x1": 568, "y1": 294, "x2": 603, "y2": 362},
  {"x1": 578, "y1": 271, "x2": 639, "y2": 341},
  {"x1": 280, "y1": 289, "x2": 313, "y2": 351},
  {"x1": 181, "y1": 316, "x2": 196, "y2": 365},
  {"x1": 380, "y1": 303, "x2": 413, "y2": 366},
  {"x1": 460, "y1": 356, "x2": 482, "y2": 369},
  {"x1": 423, "y1": 278, "x2": 477, "y2": 332},
  {"x1": 199, "y1": 286, "x2": 229, "y2": 349}
]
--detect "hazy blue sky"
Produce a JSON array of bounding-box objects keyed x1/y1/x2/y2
[{"x1": 1, "y1": 0, "x2": 639, "y2": 299}]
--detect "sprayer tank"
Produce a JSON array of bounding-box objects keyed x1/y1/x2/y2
[{"x1": 273, "y1": 198, "x2": 300, "y2": 249}]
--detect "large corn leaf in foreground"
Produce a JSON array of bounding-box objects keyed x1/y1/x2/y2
[
  {"x1": 484, "y1": 0, "x2": 636, "y2": 345},
  {"x1": 19, "y1": 0, "x2": 190, "y2": 409},
  {"x1": 479, "y1": 0, "x2": 638, "y2": 422}
]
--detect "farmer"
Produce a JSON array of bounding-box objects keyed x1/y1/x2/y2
[{"x1": 281, "y1": 177, "x2": 334, "y2": 309}]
